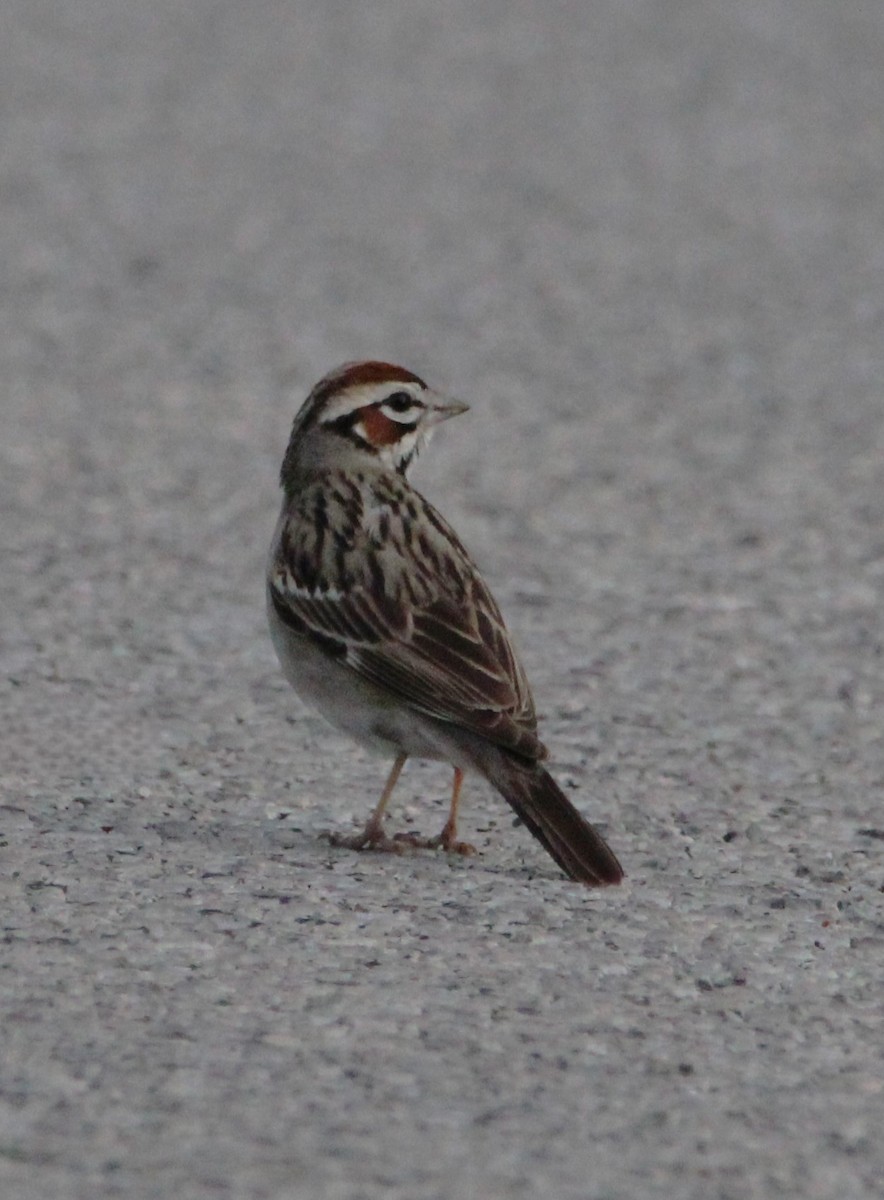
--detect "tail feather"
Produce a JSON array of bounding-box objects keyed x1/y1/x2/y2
[{"x1": 486, "y1": 754, "x2": 624, "y2": 886}]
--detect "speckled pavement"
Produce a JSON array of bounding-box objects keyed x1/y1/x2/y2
[{"x1": 2, "y1": 2, "x2": 883, "y2": 1197}]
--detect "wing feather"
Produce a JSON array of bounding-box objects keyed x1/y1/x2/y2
[{"x1": 269, "y1": 471, "x2": 543, "y2": 759}]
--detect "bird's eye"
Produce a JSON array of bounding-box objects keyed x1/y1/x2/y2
[{"x1": 384, "y1": 392, "x2": 415, "y2": 414}]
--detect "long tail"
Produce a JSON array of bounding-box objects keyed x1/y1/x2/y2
[{"x1": 484, "y1": 753, "x2": 624, "y2": 886}]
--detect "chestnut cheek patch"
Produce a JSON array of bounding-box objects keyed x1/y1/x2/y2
[{"x1": 359, "y1": 406, "x2": 410, "y2": 446}]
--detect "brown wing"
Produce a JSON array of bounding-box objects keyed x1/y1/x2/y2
[{"x1": 268, "y1": 471, "x2": 543, "y2": 760}]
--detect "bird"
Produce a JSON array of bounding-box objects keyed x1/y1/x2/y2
[{"x1": 266, "y1": 361, "x2": 624, "y2": 886}]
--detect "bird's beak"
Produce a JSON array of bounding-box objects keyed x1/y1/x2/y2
[{"x1": 429, "y1": 396, "x2": 470, "y2": 424}]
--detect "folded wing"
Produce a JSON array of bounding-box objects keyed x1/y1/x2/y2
[{"x1": 268, "y1": 475, "x2": 543, "y2": 760}]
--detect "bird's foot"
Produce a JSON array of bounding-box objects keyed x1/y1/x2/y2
[
  {"x1": 393, "y1": 822, "x2": 477, "y2": 857},
  {"x1": 327, "y1": 817, "x2": 476, "y2": 858},
  {"x1": 327, "y1": 817, "x2": 405, "y2": 854}
]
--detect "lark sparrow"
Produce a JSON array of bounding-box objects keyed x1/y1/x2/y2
[{"x1": 267, "y1": 361, "x2": 623, "y2": 886}]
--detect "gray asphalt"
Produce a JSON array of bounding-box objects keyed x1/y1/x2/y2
[{"x1": 3, "y1": 2, "x2": 883, "y2": 1197}]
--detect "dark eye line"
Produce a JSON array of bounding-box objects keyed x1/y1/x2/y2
[
  {"x1": 327, "y1": 409, "x2": 361, "y2": 433},
  {"x1": 326, "y1": 406, "x2": 419, "y2": 451}
]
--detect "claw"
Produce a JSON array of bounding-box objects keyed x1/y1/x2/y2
[
  {"x1": 325, "y1": 761, "x2": 477, "y2": 862},
  {"x1": 328, "y1": 821, "x2": 399, "y2": 853},
  {"x1": 426, "y1": 830, "x2": 477, "y2": 857}
]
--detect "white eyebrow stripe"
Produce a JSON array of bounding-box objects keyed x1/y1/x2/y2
[{"x1": 320, "y1": 382, "x2": 425, "y2": 423}]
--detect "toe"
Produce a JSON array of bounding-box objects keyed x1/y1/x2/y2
[{"x1": 446, "y1": 839, "x2": 477, "y2": 857}]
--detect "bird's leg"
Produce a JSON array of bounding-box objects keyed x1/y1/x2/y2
[
  {"x1": 329, "y1": 753, "x2": 408, "y2": 851},
  {"x1": 429, "y1": 768, "x2": 477, "y2": 856}
]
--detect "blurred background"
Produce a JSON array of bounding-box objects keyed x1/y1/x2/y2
[
  {"x1": 2, "y1": 2, "x2": 883, "y2": 1197},
  {"x1": 5, "y1": 0, "x2": 884, "y2": 842}
]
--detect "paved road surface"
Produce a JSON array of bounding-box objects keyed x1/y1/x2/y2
[{"x1": 3, "y1": 2, "x2": 882, "y2": 1197}]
